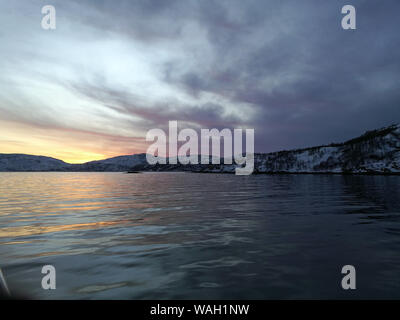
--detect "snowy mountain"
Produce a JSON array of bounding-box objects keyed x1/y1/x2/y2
[
  {"x1": 0, "y1": 154, "x2": 68, "y2": 171},
  {"x1": 134, "y1": 124, "x2": 400, "y2": 174},
  {"x1": 1, "y1": 124, "x2": 399, "y2": 174},
  {"x1": 0, "y1": 153, "x2": 148, "y2": 172},
  {"x1": 251, "y1": 124, "x2": 400, "y2": 174},
  {"x1": 247, "y1": 125, "x2": 400, "y2": 173},
  {"x1": 68, "y1": 154, "x2": 147, "y2": 171}
]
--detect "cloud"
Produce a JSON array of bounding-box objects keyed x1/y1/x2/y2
[{"x1": 0, "y1": 0, "x2": 399, "y2": 159}]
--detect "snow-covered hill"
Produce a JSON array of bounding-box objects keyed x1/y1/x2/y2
[
  {"x1": 134, "y1": 124, "x2": 400, "y2": 174},
  {"x1": 1, "y1": 124, "x2": 399, "y2": 174},
  {"x1": 0, "y1": 153, "x2": 148, "y2": 172},
  {"x1": 69, "y1": 154, "x2": 147, "y2": 171},
  {"x1": 253, "y1": 124, "x2": 400, "y2": 174},
  {"x1": 0, "y1": 154, "x2": 68, "y2": 171}
]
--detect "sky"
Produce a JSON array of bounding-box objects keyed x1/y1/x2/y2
[{"x1": 0, "y1": 0, "x2": 399, "y2": 163}]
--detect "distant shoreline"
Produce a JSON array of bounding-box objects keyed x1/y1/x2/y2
[
  {"x1": 1, "y1": 124, "x2": 400, "y2": 174},
  {"x1": 1, "y1": 170, "x2": 400, "y2": 176}
]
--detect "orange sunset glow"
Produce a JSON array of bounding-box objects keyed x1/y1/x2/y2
[{"x1": 0, "y1": 119, "x2": 146, "y2": 163}]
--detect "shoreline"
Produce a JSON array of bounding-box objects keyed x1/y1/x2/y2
[{"x1": 1, "y1": 170, "x2": 400, "y2": 176}]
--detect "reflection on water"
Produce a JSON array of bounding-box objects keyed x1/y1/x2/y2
[{"x1": 0, "y1": 172, "x2": 400, "y2": 299}]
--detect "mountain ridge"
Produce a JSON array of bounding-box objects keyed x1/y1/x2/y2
[{"x1": 1, "y1": 124, "x2": 399, "y2": 174}]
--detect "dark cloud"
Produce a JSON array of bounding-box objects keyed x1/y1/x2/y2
[
  {"x1": 2, "y1": 0, "x2": 400, "y2": 154},
  {"x1": 63, "y1": 78, "x2": 243, "y2": 132},
  {"x1": 146, "y1": 0, "x2": 400, "y2": 151}
]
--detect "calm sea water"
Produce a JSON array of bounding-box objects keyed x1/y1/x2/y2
[{"x1": 0, "y1": 172, "x2": 400, "y2": 299}]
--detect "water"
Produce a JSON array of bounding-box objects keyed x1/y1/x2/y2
[{"x1": 0, "y1": 172, "x2": 400, "y2": 299}]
